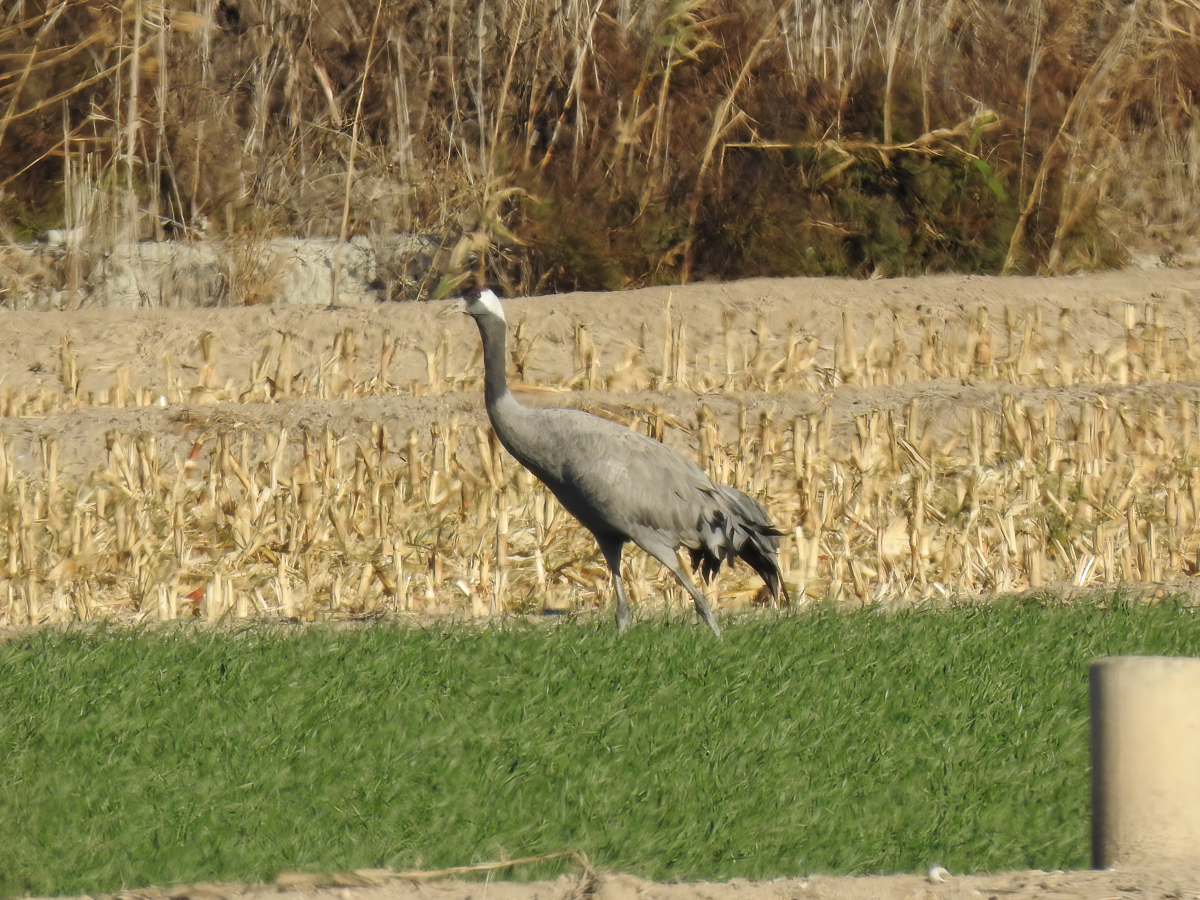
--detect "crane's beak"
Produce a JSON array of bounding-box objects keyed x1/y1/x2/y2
[{"x1": 437, "y1": 298, "x2": 469, "y2": 320}]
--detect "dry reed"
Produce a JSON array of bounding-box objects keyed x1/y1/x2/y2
[{"x1": 2, "y1": 0, "x2": 1199, "y2": 296}]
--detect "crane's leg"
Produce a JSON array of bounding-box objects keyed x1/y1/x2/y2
[
  {"x1": 643, "y1": 547, "x2": 722, "y2": 639},
  {"x1": 598, "y1": 538, "x2": 631, "y2": 633},
  {"x1": 673, "y1": 564, "x2": 722, "y2": 639}
]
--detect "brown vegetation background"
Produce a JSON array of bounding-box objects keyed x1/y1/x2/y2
[{"x1": 3, "y1": 0, "x2": 1200, "y2": 295}]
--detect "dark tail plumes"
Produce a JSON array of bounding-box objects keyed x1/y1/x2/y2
[{"x1": 690, "y1": 486, "x2": 791, "y2": 608}]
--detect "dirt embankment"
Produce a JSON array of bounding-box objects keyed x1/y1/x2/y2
[{"x1": 3, "y1": 268, "x2": 1198, "y2": 480}]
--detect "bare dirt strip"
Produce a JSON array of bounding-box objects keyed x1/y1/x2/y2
[{"x1": 53, "y1": 862, "x2": 1200, "y2": 900}]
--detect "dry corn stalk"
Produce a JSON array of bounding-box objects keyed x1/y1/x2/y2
[{"x1": 3, "y1": 303, "x2": 1200, "y2": 625}]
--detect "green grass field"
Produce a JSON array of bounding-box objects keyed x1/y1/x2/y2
[{"x1": 4, "y1": 599, "x2": 1200, "y2": 898}]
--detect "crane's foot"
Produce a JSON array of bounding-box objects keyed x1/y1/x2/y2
[
  {"x1": 615, "y1": 605, "x2": 631, "y2": 634},
  {"x1": 689, "y1": 596, "x2": 722, "y2": 639},
  {"x1": 699, "y1": 610, "x2": 722, "y2": 640}
]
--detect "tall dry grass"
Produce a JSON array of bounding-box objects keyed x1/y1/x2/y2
[{"x1": 1, "y1": 0, "x2": 1199, "y2": 293}]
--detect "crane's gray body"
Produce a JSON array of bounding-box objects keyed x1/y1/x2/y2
[
  {"x1": 490, "y1": 394, "x2": 772, "y2": 562},
  {"x1": 444, "y1": 289, "x2": 789, "y2": 637}
]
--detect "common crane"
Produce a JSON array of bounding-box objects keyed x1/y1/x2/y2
[{"x1": 441, "y1": 287, "x2": 790, "y2": 637}]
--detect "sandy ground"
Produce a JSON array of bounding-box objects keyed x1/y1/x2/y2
[
  {"x1": 9, "y1": 268, "x2": 1200, "y2": 899},
  {"x1": 60, "y1": 863, "x2": 1200, "y2": 900}
]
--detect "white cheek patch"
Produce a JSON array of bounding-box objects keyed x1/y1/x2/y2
[{"x1": 475, "y1": 288, "x2": 507, "y2": 323}]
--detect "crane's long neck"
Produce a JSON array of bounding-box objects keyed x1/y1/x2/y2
[
  {"x1": 472, "y1": 308, "x2": 566, "y2": 488},
  {"x1": 474, "y1": 311, "x2": 541, "y2": 470},
  {"x1": 476, "y1": 312, "x2": 513, "y2": 412}
]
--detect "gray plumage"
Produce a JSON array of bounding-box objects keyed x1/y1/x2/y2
[{"x1": 442, "y1": 287, "x2": 790, "y2": 637}]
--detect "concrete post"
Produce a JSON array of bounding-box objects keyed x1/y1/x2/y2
[{"x1": 1090, "y1": 656, "x2": 1200, "y2": 868}]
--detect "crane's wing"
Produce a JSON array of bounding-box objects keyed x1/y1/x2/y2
[
  {"x1": 525, "y1": 408, "x2": 773, "y2": 531},
  {"x1": 502, "y1": 408, "x2": 709, "y2": 532},
  {"x1": 494, "y1": 404, "x2": 789, "y2": 604}
]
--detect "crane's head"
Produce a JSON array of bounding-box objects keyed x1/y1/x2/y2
[{"x1": 439, "y1": 286, "x2": 506, "y2": 324}]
